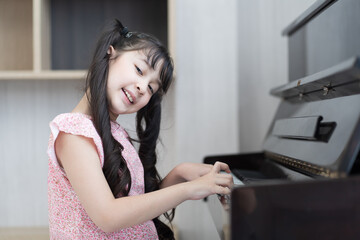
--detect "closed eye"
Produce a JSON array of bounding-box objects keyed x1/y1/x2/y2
[
  {"x1": 148, "y1": 85, "x2": 154, "y2": 94},
  {"x1": 135, "y1": 65, "x2": 143, "y2": 76}
]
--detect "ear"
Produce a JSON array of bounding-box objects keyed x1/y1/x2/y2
[{"x1": 107, "y1": 45, "x2": 115, "y2": 56}]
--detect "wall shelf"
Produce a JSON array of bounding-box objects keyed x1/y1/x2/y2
[{"x1": 0, "y1": 70, "x2": 87, "y2": 81}]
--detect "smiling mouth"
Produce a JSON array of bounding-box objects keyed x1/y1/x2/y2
[{"x1": 122, "y1": 88, "x2": 134, "y2": 103}]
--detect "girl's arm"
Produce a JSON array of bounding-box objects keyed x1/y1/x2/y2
[
  {"x1": 55, "y1": 132, "x2": 233, "y2": 233},
  {"x1": 160, "y1": 163, "x2": 213, "y2": 189}
]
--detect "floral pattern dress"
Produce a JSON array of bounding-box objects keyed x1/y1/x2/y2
[{"x1": 47, "y1": 113, "x2": 158, "y2": 239}]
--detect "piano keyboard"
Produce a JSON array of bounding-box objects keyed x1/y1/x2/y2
[
  {"x1": 231, "y1": 172, "x2": 244, "y2": 186},
  {"x1": 220, "y1": 170, "x2": 244, "y2": 186}
]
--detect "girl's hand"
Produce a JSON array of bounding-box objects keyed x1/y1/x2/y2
[
  {"x1": 185, "y1": 161, "x2": 234, "y2": 200},
  {"x1": 176, "y1": 162, "x2": 213, "y2": 182},
  {"x1": 160, "y1": 162, "x2": 213, "y2": 189}
]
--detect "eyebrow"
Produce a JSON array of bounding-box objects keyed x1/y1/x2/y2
[{"x1": 141, "y1": 58, "x2": 162, "y2": 86}]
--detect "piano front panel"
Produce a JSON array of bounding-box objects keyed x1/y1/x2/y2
[{"x1": 231, "y1": 176, "x2": 360, "y2": 239}]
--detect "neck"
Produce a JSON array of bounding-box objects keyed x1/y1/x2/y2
[
  {"x1": 72, "y1": 94, "x2": 92, "y2": 116},
  {"x1": 73, "y1": 93, "x2": 118, "y2": 122}
]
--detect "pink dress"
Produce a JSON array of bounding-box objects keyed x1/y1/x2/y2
[{"x1": 47, "y1": 113, "x2": 158, "y2": 239}]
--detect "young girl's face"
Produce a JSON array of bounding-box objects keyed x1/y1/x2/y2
[{"x1": 106, "y1": 49, "x2": 162, "y2": 119}]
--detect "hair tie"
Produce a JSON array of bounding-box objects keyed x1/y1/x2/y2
[{"x1": 120, "y1": 27, "x2": 132, "y2": 38}]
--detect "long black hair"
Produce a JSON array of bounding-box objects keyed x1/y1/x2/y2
[{"x1": 85, "y1": 19, "x2": 175, "y2": 239}]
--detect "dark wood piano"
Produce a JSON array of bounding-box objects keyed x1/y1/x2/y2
[{"x1": 204, "y1": 0, "x2": 360, "y2": 239}]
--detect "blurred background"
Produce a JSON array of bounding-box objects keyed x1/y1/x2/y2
[{"x1": 0, "y1": 0, "x2": 316, "y2": 239}]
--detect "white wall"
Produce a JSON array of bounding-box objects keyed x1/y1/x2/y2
[
  {"x1": 172, "y1": 0, "x2": 239, "y2": 239},
  {"x1": 237, "y1": 0, "x2": 316, "y2": 152},
  {"x1": 0, "y1": 80, "x2": 84, "y2": 226}
]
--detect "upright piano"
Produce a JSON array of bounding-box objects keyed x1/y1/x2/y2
[{"x1": 204, "y1": 0, "x2": 360, "y2": 239}]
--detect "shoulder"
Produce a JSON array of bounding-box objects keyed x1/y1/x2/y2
[
  {"x1": 55, "y1": 130, "x2": 99, "y2": 168},
  {"x1": 49, "y1": 112, "x2": 102, "y2": 145},
  {"x1": 49, "y1": 112, "x2": 105, "y2": 166},
  {"x1": 51, "y1": 113, "x2": 95, "y2": 136}
]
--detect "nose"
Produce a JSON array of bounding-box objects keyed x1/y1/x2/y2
[{"x1": 136, "y1": 81, "x2": 147, "y2": 95}]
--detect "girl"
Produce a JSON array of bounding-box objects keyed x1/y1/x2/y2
[{"x1": 47, "y1": 19, "x2": 233, "y2": 239}]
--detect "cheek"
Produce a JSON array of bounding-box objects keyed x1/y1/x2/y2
[
  {"x1": 106, "y1": 87, "x2": 114, "y2": 103},
  {"x1": 106, "y1": 88, "x2": 120, "y2": 108},
  {"x1": 139, "y1": 96, "x2": 152, "y2": 108},
  {"x1": 106, "y1": 75, "x2": 119, "y2": 91}
]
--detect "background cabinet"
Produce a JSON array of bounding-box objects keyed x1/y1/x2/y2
[
  {"x1": 0, "y1": 0, "x2": 168, "y2": 80},
  {"x1": 51, "y1": 0, "x2": 168, "y2": 70}
]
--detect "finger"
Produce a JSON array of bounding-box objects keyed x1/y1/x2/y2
[
  {"x1": 215, "y1": 175, "x2": 234, "y2": 189},
  {"x1": 217, "y1": 173, "x2": 234, "y2": 187},
  {"x1": 214, "y1": 185, "x2": 231, "y2": 195},
  {"x1": 212, "y1": 161, "x2": 231, "y2": 173},
  {"x1": 219, "y1": 172, "x2": 233, "y2": 178}
]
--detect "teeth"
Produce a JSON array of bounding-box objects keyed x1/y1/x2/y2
[{"x1": 123, "y1": 89, "x2": 133, "y2": 103}]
